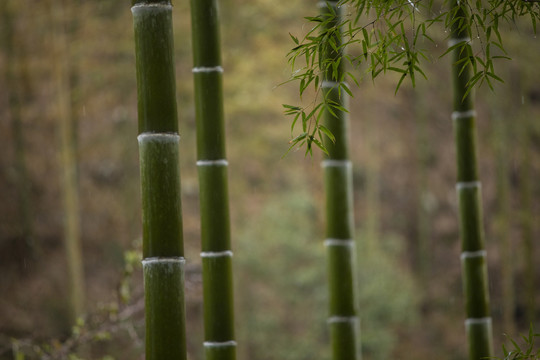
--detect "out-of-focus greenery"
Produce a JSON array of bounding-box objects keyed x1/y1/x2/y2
[{"x1": 235, "y1": 191, "x2": 419, "y2": 360}]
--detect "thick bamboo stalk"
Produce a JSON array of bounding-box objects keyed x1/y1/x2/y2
[
  {"x1": 132, "y1": 2, "x2": 187, "y2": 359},
  {"x1": 52, "y1": 0, "x2": 85, "y2": 323},
  {"x1": 189, "y1": 0, "x2": 236, "y2": 358},
  {"x1": 449, "y1": 3, "x2": 493, "y2": 358},
  {"x1": 321, "y1": 2, "x2": 360, "y2": 359}
]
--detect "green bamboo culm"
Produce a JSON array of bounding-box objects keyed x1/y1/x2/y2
[
  {"x1": 449, "y1": 2, "x2": 494, "y2": 359},
  {"x1": 189, "y1": 0, "x2": 236, "y2": 358},
  {"x1": 131, "y1": 1, "x2": 187, "y2": 359},
  {"x1": 320, "y1": 2, "x2": 361, "y2": 360}
]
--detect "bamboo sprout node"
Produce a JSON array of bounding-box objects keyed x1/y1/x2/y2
[
  {"x1": 200, "y1": 250, "x2": 234, "y2": 258},
  {"x1": 322, "y1": 160, "x2": 352, "y2": 168},
  {"x1": 203, "y1": 341, "x2": 238, "y2": 348},
  {"x1": 456, "y1": 181, "x2": 481, "y2": 190},
  {"x1": 451, "y1": 110, "x2": 477, "y2": 120},
  {"x1": 324, "y1": 239, "x2": 355, "y2": 247},
  {"x1": 192, "y1": 66, "x2": 224, "y2": 73},
  {"x1": 465, "y1": 317, "x2": 492, "y2": 326},
  {"x1": 197, "y1": 159, "x2": 229, "y2": 166},
  {"x1": 447, "y1": 37, "x2": 472, "y2": 47},
  {"x1": 460, "y1": 250, "x2": 486, "y2": 260},
  {"x1": 327, "y1": 316, "x2": 358, "y2": 324}
]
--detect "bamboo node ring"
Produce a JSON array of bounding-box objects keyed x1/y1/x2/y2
[
  {"x1": 465, "y1": 317, "x2": 492, "y2": 326},
  {"x1": 460, "y1": 250, "x2": 487, "y2": 260},
  {"x1": 451, "y1": 110, "x2": 476, "y2": 120},
  {"x1": 197, "y1": 159, "x2": 229, "y2": 166},
  {"x1": 192, "y1": 66, "x2": 224, "y2": 73},
  {"x1": 203, "y1": 341, "x2": 237, "y2": 348},
  {"x1": 327, "y1": 316, "x2": 358, "y2": 324},
  {"x1": 456, "y1": 181, "x2": 481, "y2": 190},
  {"x1": 201, "y1": 250, "x2": 234, "y2": 258}
]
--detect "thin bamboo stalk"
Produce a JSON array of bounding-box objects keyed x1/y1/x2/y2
[
  {"x1": 52, "y1": 0, "x2": 85, "y2": 323},
  {"x1": 449, "y1": 2, "x2": 493, "y2": 358},
  {"x1": 189, "y1": 0, "x2": 236, "y2": 358},
  {"x1": 131, "y1": 1, "x2": 187, "y2": 359},
  {"x1": 321, "y1": 1, "x2": 360, "y2": 359}
]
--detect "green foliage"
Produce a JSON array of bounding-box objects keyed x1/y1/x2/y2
[
  {"x1": 234, "y1": 191, "x2": 419, "y2": 360},
  {"x1": 357, "y1": 233, "x2": 419, "y2": 360},
  {"x1": 284, "y1": 0, "x2": 540, "y2": 153},
  {"x1": 497, "y1": 326, "x2": 540, "y2": 360}
]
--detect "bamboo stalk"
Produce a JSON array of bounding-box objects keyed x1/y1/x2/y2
[
  {"x1": 320, "y1": 2, "x2": 360, "y2": 359},
  {"x1": 52, "y1": 0, "x2": 85, "y2": 323},
  {"x1": 189, "y1": 0, "x2": 236, "y2": 358},
  {"x1": 131, "y1": 2, "x2": 187, "y2": 359},
  {"x1": 449, "y1": 3, "x2": 493, "y2": 358}
]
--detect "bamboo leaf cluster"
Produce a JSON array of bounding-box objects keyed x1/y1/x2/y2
[{"x1": 284, "y1": 0, "x2": 539, "y2": 153}]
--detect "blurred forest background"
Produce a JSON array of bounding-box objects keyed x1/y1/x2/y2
[{"x1": 0, "y1": 0, "x2": 539, "y2": 359}]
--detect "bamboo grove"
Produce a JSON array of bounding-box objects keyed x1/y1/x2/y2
[
  {"x1": 126, "y1": 0, "x2": 539, "y2": 358},
  {"x1": 0, "y1": 0, "x2": 539, "y2": 358}
]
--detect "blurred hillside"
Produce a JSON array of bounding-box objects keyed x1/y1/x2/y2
[{"x1": 0, "y1": 0, "x2": 539, "y2": 359}]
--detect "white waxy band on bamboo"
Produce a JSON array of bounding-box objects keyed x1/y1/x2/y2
[
  {"x1": 201, "y1": 250, "x2": 233, "y2": 258},
  {"x1": 322, "y1": 159, "x2": 352, "y2": 168},
  {"x1": 327, "y1": 316, "x2": 358, "y2": 324},
  {"x1": 456, "y1": 181, "x2": 481, "y2": 190},
  {"x1": 138, "y1": 132, "x2": 180, "y2": 144},
  {"x1": 321, "y1": 80, "x2": 341, "y2": 88},
  {"x1": 460, "y1": 250, "x2": 487, "y2": 260},
  {"x1": 197, "y1": 159, "x2": 228, "y2": 166},
  {"x1": 142, "y1": 257, "x2": 186, "y2": 266},
  {"x1": 447, "y1": 37, "x2": 471, "y2": 47},
  {"x1": 204, "y1": 341, "x2": 237, "y2": 348},
  {"x1": 324, "y1": 238, "x2": 354, "y2": 247},
  {"x1": 131, "y1": 3, "x2": 172, "y2": 11},
  {"x1": 452, "y1": 110, "x2": 476, "y2": 120},
  {"x1": 465, "y1": 317, "x2": 492, "y2": 326},
  {"x1": 192, "y1": 66, "x2": 224, "y2": 73}
]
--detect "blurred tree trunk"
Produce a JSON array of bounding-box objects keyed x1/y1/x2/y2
[
  {"x1": 0, "y1": 0, "x2": 35, "y2": 255},
  {"x1": 51, "y1": 0, "x2": 85, "y2": 324},
  {"x1": 517, "y1": 73, "x2": 535, "y2": 326},
  {"x1": 491, "y1": 105, "x2": 514, "y2": 335},
  {"x1": 365, "y1": 122, "x2": 380, "y2": 250},
  {"x1": 413, "y1": 86, "x2": 431, "y2": 286}
]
